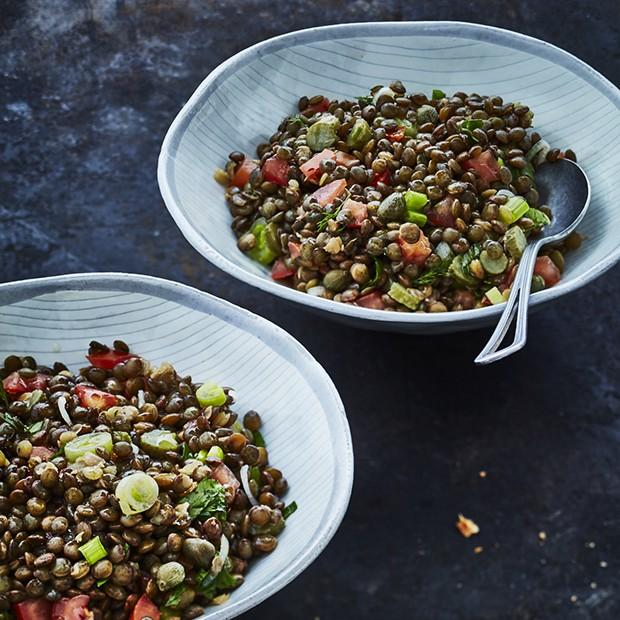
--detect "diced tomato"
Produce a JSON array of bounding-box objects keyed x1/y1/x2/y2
[
  {"x1": 462, "y1": 149, "x2": 500, "y2": 183},
  {"x1": 74, "y1": 385, "x2": 118, "y2": 410},
  {"x1": 211, "y1": 462, "x2": 241, "y2": 493},
  {"x1": 342, "y1": 199, "x2": 368, "y2": 228},
  {"x1": 310, "y1": 179, "x2": 347, "y2": 207},
  {"x1": 31, "y1": 446, "x2": 54, "y2": 461},
  {"x1": 262, "y1": 157, "x2": 289, "y2": 187},
  {"x1": 13, "y1": 599, "x2": 52, "y2": 620},
  {"x1": 371, "y1": 169, "x2": 391, "y2": 186},
  {"x1": 3, "y1": 372, "x2": 49, "y2": 396},
  {"x1": 299, "y1": 149, "x2": 335, "y2": 183},
  {"x1": 287, "y1": 242, "x2": 301, "y2": 259},
  {"x1": 398, "y1": 231, "x2": 432, "y2": 266},
  {"x1": 355, "y1": 292, "x2": 386, "y2": 310},
  {"x1": 534, "y1": 256, "x2": 561, "y2": 288},
  {"x1": 335, "y1": 151, "x2": 360, "y2": 168},
  {"x1": 230, "y1": 159, "x2": 258, "y2": 188},
  {"x1": 386, "y1": 126, "x2": 406, "y2": 142},
  {"x1": 302, "y1": 96, "x2": 330, "y2": 115},
  {"x1": 86, "y1": 350, "x2": 135, "y2": 370},
  {"x1": 271, "y1": 259, "x2": 295, "y2": 281},
  {"x1": 130, "y1": 595, "x2": 160, "y2": 620},
  {"x1": 427, "y1": 197, "x2": 456, "y2": 228},
  {"x1": 51, "y1": 595, "x2": 93, "y2": 620}
]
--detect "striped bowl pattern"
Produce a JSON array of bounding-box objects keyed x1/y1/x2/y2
[
  {"x1": 0, "y1": 273, "x2": 353, "y2": 620},
  {"x1": 158, "y1": 22, "x2": 620, "y2": 334}
]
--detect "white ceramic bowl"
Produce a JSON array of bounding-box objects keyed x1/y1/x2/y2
[
  {"x1": 158, "y1": 21, "x2": 620, "y2": 334},
  {"x1": 0, "y1": 273, "x2": 353, "y2": 620}
]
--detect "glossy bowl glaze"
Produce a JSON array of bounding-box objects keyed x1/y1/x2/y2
[
  {"x1": 158, "y1": 22, "x2": 620, "y2": 333},
  {"x1": 0, "y1": 273, "x2": 353, "y2": 620}
]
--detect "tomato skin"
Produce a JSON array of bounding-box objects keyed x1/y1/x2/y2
[
  {"x1": 3, "y1": 372, "x2": 49, "y2": 395},
  {"x1": 86, "y1": 351, "x2": 135, "y2": 370},
  {"x1": 31, "y1": 446, "x2": 54, "y2": 461},
  {"x1": 51, "y1": 595, "x2": 92, "y2": 620},
  {"x1": 335, "y1": 151, "x2": 359, "y2": 167},
  {"x1": 13, "y1": 599, "x2": 53, "y2": 620},
  {"x1": 427, "y1": 197, "x2": 456, "y2": 228},
  {"x1": 130, "y1": 595, "x2": 160, "y2": 620},
  {"x1": 342, "y1": 199, "x2": 368, "y2": 228},
  {"x1": 302, "y1": 96, "x2": 330, "y2": 115},
  {"x1": 262, "y1": 157, "x2": 289, "y2": 186},
  {"x1": 534, "y1": 256, "x2": 561, "y2": 287},
  {"x1": 271, "y1": 259, "x2": 295, "y2": 281},
  {"x1": 371, "y1": 169, "x2": 391, "y2": 186},
  {"x1": 355, "y1": 292, "x2": 385, "y2": 310},
  {"x1": 230, "y1": 159, "x2": 258, "y2": 188},
  {"x1": 287, "y1": 242, "x2": 301, "y2": 259},
  {"x1": 462, "y1": 149, "x2": 500, "y2": 183},
  {"x1": 211, "y1": 462, "x2": 240, "y2": 493},
  {"x1": 386, "y1": 126, "x2": 406, "y2": 142},
  {"x1": 398, "y1": 231, "x2": 432, "y2": 266},
  {"x1": 310, "y1": 179, "x2": 347, "y2": 207},
  {"x1": 74, "y1": 385, "x2": 118, "y2": 410},
  {"x1": 299, "y1": 149, "x2": 335, "y2": 183}
]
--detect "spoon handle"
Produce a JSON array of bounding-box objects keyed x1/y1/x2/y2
[{"x1": 474, "y1": 243, "x2": 539, "y2": 365}]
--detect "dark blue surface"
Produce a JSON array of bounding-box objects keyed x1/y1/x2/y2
[{"x1": 1, "y1": 2, "x2": 619, "y2": 618}]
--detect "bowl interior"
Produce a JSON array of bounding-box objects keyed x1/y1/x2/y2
[
  {"x1": 0, "y1": 275, "x2": 352, "y2": 620},
  {"x1": 160, "y1": 22, "x2": 620, "y2": 324}
]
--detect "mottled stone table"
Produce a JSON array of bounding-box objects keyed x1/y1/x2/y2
[{"x1": 1, "y1": 2, "x2": 619, "y2": 618}]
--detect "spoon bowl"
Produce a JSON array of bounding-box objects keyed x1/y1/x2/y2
[{"x1": 475, "y1": 158, "x2": 591, "y2": 364}]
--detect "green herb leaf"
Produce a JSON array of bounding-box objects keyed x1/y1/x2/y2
[
  {"x1": 249, "y1": 465, "x2": 261, "y2": 485},
  {"x1": 357, "y1": 95, "x2": 373, "y2": 106},
  {"x1": 461, "y1": 244, "x2": 482, "y2": 272},
  {"x1": 181, "y1": 443, "x2": 191, "y2": 461},
  {"x1": 27, "y1": 420, "x2": 45, "y2": 434},
  {"x1": 525, "y1": 208, "x2": 551, "y2": 228},
  {"x1": 290, "y1": 114, "x2": 309, "y2": 126},
  {"x1": 283, "y1": 501, "x2": 298, "y2": 519},
  {"x1": 253, "y1": 430, "x2": 266, "y2": 448},
  {"x1": 460, "y1": 118, "x2": 484, "y2": 131},
  {"x1": 316, "y1": 204, "x2": 343, "y2": 233},
  {"x1": 412, "y1": 258, "x2": 452, "y2": 287},
  {"x1": 461, "y1": 128, "x2": 478, "y2": 144},
  {"x1": 197, "y1": 566, "x2": 238, "y2": 600},
  {"x1": 366, "y1": 257, "x2": 384, "y2": 289},
  {"x1": 0, "y1": 412, "x2": 25, "y2": 435},
  {"x1": 96, "y1": 578, "x2": 109, "y2": 588},
  {"x1": 432, "y1": 89, "x2": 446, "y2": 99},
  {"x1": 184, "y1": 478, "x2": 227, "y2": 521},
  {"x1": 165, "y1": 584, "x2": 186, "y2": 607}
]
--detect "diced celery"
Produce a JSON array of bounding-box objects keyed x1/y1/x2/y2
[
  {"x1": 79, "y1": 536, "x2": 107, "y2": 565},
  {"x1": 306, "y1": 115, "x2": 340, "y2": 151},
  {"x1": 246, "y1": 218, "x2": 279, "y2": 266},
  {"x1": 403, "y1": 190, "x2": 429, "y2": 223},
  {"x1": 346, "y1": 118, "x2": 372, "y2": 149},
  {"x1": 406, "y1": 211, "x2": 427, "y2": 227},
  {"x1": 499, "y1": 196, "x2": 530, "y2": 225},
  {"x1": 504, "y1": 226, "x2": 527, "y2": 259},
  {"x1": 65, "y1": 432, "x2": 112, "y2": 463},
  {"x1": 207, "y1": 445, "x2": 224, "y2": 461},
  {"x1": 485, "y1": 287, "x2": 504, "y2": 305},
  {"x1": 387, "y1": 282, "x2": 421, "y2": 310},
  {"x1": 140, "y1": 429, "x2": 178, "y2": 453}
]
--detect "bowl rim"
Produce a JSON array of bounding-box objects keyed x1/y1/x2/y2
[
  {"x1": 0, "y1": 272, "x2": 354, "y2": 620},
  {"x1": 158, "y1": 21, "x2": 620, "y2": 325}
]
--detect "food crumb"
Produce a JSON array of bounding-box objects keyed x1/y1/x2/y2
[
  {"x1": 570, "y1": 595, "x2": 578, "y2": 603},
  {"x1": 586, "y1": 541, "x2": 596, "y2": 549},
  {"x1": 474, "y1": 546, "x2": 483, "y2": 554},
  {"x1": 600, "y1": 561, "x2": 608, "y2": 568},
  {"x1": 538, "y1": 531, "x2": 547, "y2": 541},
  {"x1": 456, "y1": 514, "x2": 480, "y2": 538},
  {"x1": 590, "y1": 582, "x2": 597, "y2": 589},
  {"x1": 479, "y1": 470, "x2": 487, "y2": 478}
]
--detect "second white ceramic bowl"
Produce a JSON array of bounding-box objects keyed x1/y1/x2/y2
[
  {"x1": 158, "y1": 21, "x2": 620, "y2": 333},
  {"x1": 0, "y1": 273, "x2": 353, "y2": 620}
]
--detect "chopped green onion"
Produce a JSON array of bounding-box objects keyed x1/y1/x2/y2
[
  {"x1": 96, "y1": 578, "x2": 109, "y2": 587},
  {"x1": 306, "y1": 115, "x2": 340, "y2": 152},
  {"x1": 196, "y1": 449, "x2": 209, "y2": 462},
  {"x1": 181, "y1": 443, "x2": 191, "y2": 460},
  {"x1": 531, "y1": 274, "x2": 546, "y2": 292},
  {"x1": 283, "y1": 501, "x2": 298, "y2": 519},
  {"x1": 485, "y1": 287, "x2": 504, "y2": 305},
  {"x1": 432, "y1": 89, "x2": 446, "y2": 99},
  {"x1": 115, "y1": 472, "x2": 159, "y2": 516},
  {"x1": 252, "y1": 430, "x2": 266, "y2": 448},
  {"x1": 510, "y1": 162, "x2": 536, "y2": 184},
  {"x1": 246, "y1": 218, "x2": 279, "y2": 266},
  {"x1": 480, "y1": 250, "x2": 509, "y2": 275},
  {"x1": 79, "y1": 536, "x2": 107, "y2": 565},
  {"x1": 249, "y1": 466, "x2": 261, "y2": 485},
  {"x1": 196, "y1": 382, "x2": 227, "y2": 408},
  {"x1": 366, "y1": 257, "x2": 383, "y2": 289},
  {"x1": 140, "y1": 429, "x2": 178, "y2": 454},
  {"x1": 207, "y1": 446, "x2": 224, "y2": 461},
  {"x1": 64, "y1": 432, "x2": 113, "y2": 463},
  {"x1": 387, "y1": 283, "x2": 421, "y2": 310},
  {"x1": 460, "y1": 118, "x2": 484, "y2": 131},
  {"x1": 497, "y1": 157, "x2": 505, "y2": 167},
  {"x1": 346, "y1": 118, "x2": 372, "y2": 149},
  {"x1": 499, "y1": 196, "x2": 530, "y2": 225}
]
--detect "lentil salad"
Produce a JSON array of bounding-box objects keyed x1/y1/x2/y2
[
  {"x1": 0, "y1": 341, "x2": 294, "y2": 620},
  {"x1": 217, "y1": 84, "x2": 582, "y2": 312}
]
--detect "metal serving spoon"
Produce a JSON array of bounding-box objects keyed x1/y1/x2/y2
[{"x1": 475, "y1": 158, "x2": 591, "y2": 365}]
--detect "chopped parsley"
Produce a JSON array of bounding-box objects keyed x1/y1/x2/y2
[
  {"x1": 184, "y1": 478, "x2": 227, "y2": 521},
  {"x1": 252, "y1": 430, "x2": 266, "y2": 448},
  {"x1": 283, "y1": 501, "x2": 298, "y2": 519}
]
